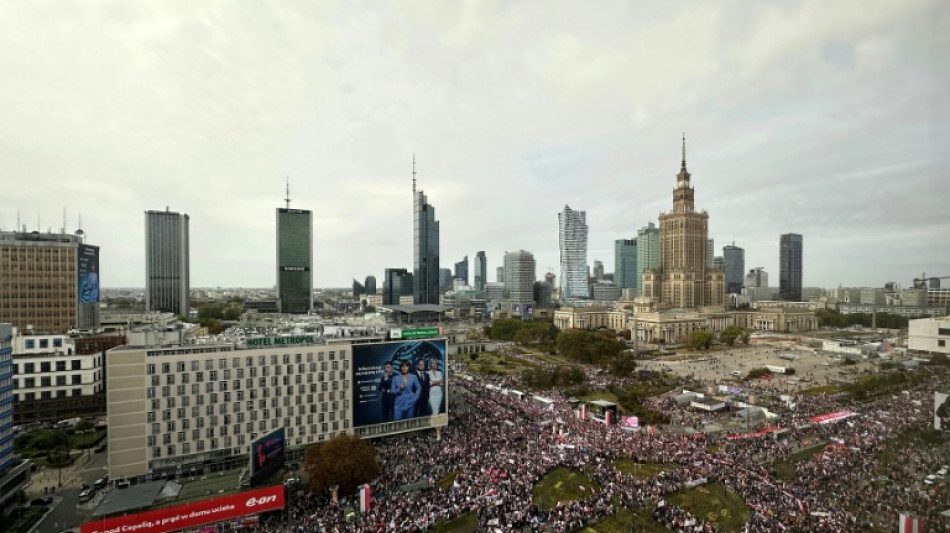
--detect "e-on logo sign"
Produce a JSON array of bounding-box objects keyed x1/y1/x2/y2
[{"x1": 246, "y1": 494, "x2": 278, "y2": 508}]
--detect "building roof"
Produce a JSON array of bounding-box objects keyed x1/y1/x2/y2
[
  {"x1": 92, "y1": 480, "x2": 167, "y2": 517},
  {"x1": 379, "y1": 304, "x2": 445, "y2": 313}
]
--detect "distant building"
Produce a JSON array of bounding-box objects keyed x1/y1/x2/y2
[
  {"x1": 533, "y1": 281, "x2": 554, "y2": 308},
  {"x1": 713, "y1": 256, "x2": 725, "y2": 270},
  {"x1": 636, "y1": 222, "x2": 660, "y2": 295},
  {"x1": 413, "y1": 174, "x2": 440, "y2": 305},
  {"x1": 592, "y1": 260, "x2": 605, "y2": 281},
  {"x1": 438, "y1": 268, "x2": 453, "y2": 295},
  {"x1": 779, "y1": 233, "x2": 803, "y2": 302},
  {"x1": 1, "y1": 228, "x2": 101, "y2": 333},
  {"x1": 707, "y1": 239, "x2": 715, "y2": 269},
  {"x1": 723, "y1": 244, "x2": 745, "y2": 295},
  {"x1": 744, "y1": 267, "x2": 768, "y2": 289},
  {"x1": 908, "y1": 315, "x2": 950, "y2": 356},
  {"x1": 383, "y1": 268, "x2": 413, "y2": 306},
  {"x1": 558, "y1": 205, "x2": 589, "y2": 302},
  {"x1": 592, "y1": 282, "x2": 622, "y2": 302},
  {"x1": 473, "y1": 251, "x2": 487, "y2": 292},
  {"x1": 860, "y1": 287, "x2": 886, "y2": 305},
  {"x1": 364, "y1": 276, "x2": 377, "y2": 295},
  {"x1": 146, "y1": 209, "x2": 190, "y2": 316},
  {"x1": 276, "y1": 207, "x2": 313, "y2": 314},
  {"x1": 352, "y1": 279, "x2": 365, "y2": 298},
  {"x1": 496, "y1": 266, "x2": 505, "y2": 283},
  {"x1": 484, "y1": 282, "x2": 506, "y2": 303},
  {"x1": 0, "y1": 323, "x2": 32, "y2": 513},
  {"x1": 504, "y1": 250, "x2": 536, "y2": 305},
  {"x1": 454, "y1": 255, "x2": 469, "y2": 285},
  {"x1": 614, "y1": 238, "x2": 638, "y2": 292}
]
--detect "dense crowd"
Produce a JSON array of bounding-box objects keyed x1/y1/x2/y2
[{"x1": 219, "y1": 363, "x2": 947, "y2": 533}]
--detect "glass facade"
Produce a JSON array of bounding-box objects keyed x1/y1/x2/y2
[
  {"x1": 636, "y1": 222, "x2": 660, "y2": 295},
  {"x1": 723, "y1": 244, "x2": 745, "y2": 294},
  {"x1": 413, "y1": 191, "x2": 440, "y2": 304},
  {"x1": 558, "y1": 205, "x2": 589, "y2": 301},
  {"x1": 474, "y1": 251, "x2": 487, "y2": 292},
  {"x1": 276, "y1": 208, "x2": 313, "y2": 314},
  {"x1": 614, "y1": 239, "x2": 638, "y2": 290},
  {"x1": 145, "y1": 210, "x2": 190, "y2": 315},
  {"x1": 779, "y1": 233, "x2": 803, "y2": 301}
]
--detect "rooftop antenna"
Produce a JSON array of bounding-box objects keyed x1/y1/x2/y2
[
  {"x1": 284, "y1": 176, "x2": 291, "y2": 209},
  {"x1": 62, "y1": 208, "x2": 67, "y2": 234},
  {"x1": 412, "y1": 154, "x2": 416, "y2": 195}
]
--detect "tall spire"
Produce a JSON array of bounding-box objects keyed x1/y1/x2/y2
[
  {"x1": 681, "y1": 132, "x2": 687, "y2": 172},
  {"x1": 412, "y1": 153, "x2": 417, "y2": 195},
  {"x1": 284, "y1": 176, "x2": 291, "y2": 209}
]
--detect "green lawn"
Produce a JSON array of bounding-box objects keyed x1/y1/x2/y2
[
  {"x1": 612, "y1": 460, "x2": 676, "y2": 479},
  {"x1": 579, "y1": 508, "x2": 668, "y2": 533},
  {"x1": 799, "y1": 385, "x2": 842, "y2": 396},
  {"x1": 532, "y1": 467, "x2": 599, "y2": 510},
  {"x1": 0, "y1": 506, "x2": 48, "y2": 533},
  {"x1": 70, "y1": 429, "x2": 107, "y2": 449},
  {"x1": 667, "y1": 481, "x2": 750, "y2": 533},
  {"x1": 428, "y1": 512, "x2": 477, "y2": 533},
  {"x1": 771, "y1": 442, "x2": 828, "y2": 482},
  {"x1": 454, "y1": 351, "x2": 539, "y2": 375}
]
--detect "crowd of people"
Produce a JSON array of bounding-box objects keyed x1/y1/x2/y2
[{"x1": 217, "y1": 359, "x2": 947, "y2": 533}]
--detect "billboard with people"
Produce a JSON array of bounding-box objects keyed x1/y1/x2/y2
[
  {"x1": 351, "y1": 339, "x2": 448, "y2": 428},
  {"x1": 249, "y1": 428, "x2": 285, "y2": 485},
  {"x1": 936, "y1": 392, "x2": 949, "y2": 431},
  {"x1": 78, "y1": 244, "x2": 100, "y2": 303}
]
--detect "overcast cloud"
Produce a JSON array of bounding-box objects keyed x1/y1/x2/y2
[{"x1": 1, "y1": 0, "x2": 947, "y2": 290}]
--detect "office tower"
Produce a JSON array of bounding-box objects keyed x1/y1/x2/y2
[
  {"x1": 636, "y1": 222, "x2": 660, "y2": 295},
  {"x1": 439, "y1": 268, "x2": 453, "y2": 295},
  {"x1": 412, "y1": 160, "x2": 440, "y2": 304},
  {"x1": 744, "y1": 267, "x2": 768, "y2": 288},
  {"x1": 364, "y1": 276, "x2": 377, "y2": 295},
  {"x1": 558, "y1": 205, "x2": 589, "y2": 302},
  {"x1": 276, "y1": 203, "x2": 313, "y2": 314},
  {"x1": 352, "y1": 279, "x2": 365, "y2": 298},
  {"x1": 473, "y1": 251, "x2": 487, "y2": 292},
  {"x1": 496, "y1": 266, "x2": 505, "y2": 283},
  {"x1": 723, "y1": 244, "x2": 745, "y2": 294},
  {"x1": 145, "y1": 209, "x2": 190, "y2": 316},
  {"x1": 533, "y1": 281, "x2": 553, "y2": 308},
  {"x1": 707, "y1": 239, "x2": 715, "y2": 269},
  {"x1": 454, "y1": 255, "x2": 469, "y2": 285},
  {"x1": 779, "y1": 233, "x2": 803, "y2": 301},
  {"x1": 383, "y1": 268, "x2": 412, "y2": 305},
  {"x1": 1, "y1": 228, "x2": 101, "y2": 333},
  {"x1": 484, "y1": 282, "x2": 506, "y2": 302},
  {"x1": 504, "y1": 250, "x2": 536, "y2": 304},
  {"x1": 0, "y1": 322, "x2": 31, "y2": 505},
  {"x1": 641, "y1": 137, "x2": 725, "y2": 308},
  {"x1": 593, "y1": 260, "x2": 605, "y2": 281},
  {"x1": 614, "y1": 238, "x2": 638, "y2": 291}
]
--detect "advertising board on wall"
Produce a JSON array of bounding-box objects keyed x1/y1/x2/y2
[
  {"x1": 249, "y1": 428, "x2": 285, "y2": 485},
  {"x1": 352, "y1": 339, "x2": 448, "y2": 428},
  {"x1": 936, "y1": 392, "x2": 949, "y2": 432},
  {"x1": 79, "y1": 485, "x2": 284, "y2": 533},
  {"x1": 78, "y1": 244, "x2": 100, "y2": 304}
]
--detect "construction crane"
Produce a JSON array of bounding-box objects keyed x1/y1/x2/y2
[{"x1": 912, "y1": 273, "x2": 950, "y2": 289}]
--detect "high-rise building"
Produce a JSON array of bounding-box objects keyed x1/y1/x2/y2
[
  {"x1": 454, "y1": 255, "x2": 469, "y2": 285},
  {"x1": 723, "y1": 244, "x2": 745, "y2": 295},
  {"x1": 504, "y1": 250, "x2": 536, "y2": 304},
  {"x1": 707, "y1": 239, "x2": 715, "y2": 269},
  {"x1": 0, "y1": 322, "x2": 31, "y2": 509},
  {"x1": 496, "y1": 266, "x2": 505, "y2": 283},
  {"x1": 412, "y1": 161, "x2": 440, "y2": 305},
  {"x1": 276, "y1": 206, "x2": 313, "y2": 314},
  {"x1": 364, "y1": 276, "x2": 377, "y2": 295},
  {"x1": 145, "y1": 209, "x2": 190, "y2": 316},
  {"x1": 593, "y1": 260, "x2": 605, "y2": 281},
  {"x1": 779, "y1": 233, "x2": 803, "y2": 301},
  {"x1": 558, "y1": 205, "x2": 589, "y2": 302},
  {"x1": 744, "y1": 267, "x2": 768, "y2": 288},
  {"x1": 533, "y1": 281, "x2": 554, "y2": 308},
  {"x1": 473, "y1": 251, "x2": 487, "y2": 292},
  {"x1": 352, "y1": 279, "x2": 365, "y2": 298},
  {"x1": 614, "y1": 238, "x2": 638, "y2": 291},
  {"x1": 636, "y1": 222, "x2": 660, "y2": 295},
  {"x1": 641, "y1": 137, "x2": 725, "y2": 308},
  {"x1": 439, "y1": 268, "x2": 453, "y2": 295},
  {"x1": 1, "y1": 229, "x2": 100, "y2": 333},
  {"x1": 383, "y1": 268, "x2": 412, "y2": 305}
]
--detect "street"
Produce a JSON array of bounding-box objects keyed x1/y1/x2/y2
[{"x1": 28, "y1": 449, "x2": 109, "y2": 533}]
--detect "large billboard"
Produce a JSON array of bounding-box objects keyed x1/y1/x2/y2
[
  {"x1": 77, "y1": 244, "x2": 100, "y2": 304},
  {"x1": 936, "y1": 392, "x2": 949, "y2": 431},
  {"x1": 249, "y1": 428, "x2": 285, "y2": 485},
  {"x1": 80, "y1": 485, "x2": 285, "y2": 533},
  {"x1": 352, "y1": 339, "x2": 447, "y2": 428}
]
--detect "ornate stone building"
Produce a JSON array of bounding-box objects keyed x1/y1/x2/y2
[{"x1": 641, "y1": 137, "x2": 725, "y2": 310}]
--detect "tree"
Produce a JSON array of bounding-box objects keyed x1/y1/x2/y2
[
  {"x1": 689, "y1": 330, "x2": 714, "y2": 350},
  {"x1": 556, "y1": 329, "x2": 622, "y2": 364},
  {"x1": 304, "y1": 434, "x2": 380, "y2": 497},
  {"x1": 610, "y1": 352, "x2": 638, "y2": 377},
  {"x1": 719, "y1": 325, "x2": 742, "y2": 347},
  {"x1": 932, "y1": 353, "x2": 949, "y2": 366}
]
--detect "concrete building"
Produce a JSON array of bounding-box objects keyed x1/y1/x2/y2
[
  {"x1": 614, "y1": 238, "x2": 638, "y2": 292},
  {"x1": 484, "y1": 282, "x2": 506, "y2": 303},
  {"x1": 733, "y1": 301, "x2": 819, "y2": 333},
  {"x1": 707, "y1": 239, "x2": 715, "y2": 269},
  {"x1": 636, "y1": 222, "x2": 660, "y2": 295},
  {"x1": 641, "y1": 137, "x2": 725, "y2": 309},
  {"x1": 496, "y1": 266, "x2": 505, "y2": 283},
  {"x1": 473, "y1": 251, "x2": 487, "y2": 292},
  {"x1": 504, "y1": 250, "x2": 536, "y2": 305},
  {"x1": 744, "y1": 267, "x2": 768, "y2": 289},
  {"x1": 0, "y1": 229, "x2": 100, "y2": 333},
  {"x1": 591, "y1": 282, "x2": 621, "y2": 302},
  {"x1": 861, "y1": 287, "x2": 886, "y2": 305},
  {"x1": 146, "y1": 209, "x2": 190, "y2": 316},
  {"x1": 723, "y1": 244, "x2": 745, "y2": 295},
  {"x1": 454, "y1": 256, "x2": 469, "y2": 285},
  {"x1": 592, "y1": 260, "x2": 605, "y2": 281},
  {"x1": 559, "y1": 205, "x2": 589, "y2": 302},
  {"x1": 412, "y1": 168, "x2": 440, "y2": 305},
  {"x1": 276, "y1": 207, "x2": 313, "y2": 314},
  {"x1": 779, "y1": 233, "x2": 803, "y2": 302},
  {"x1": 908, "y1": 316, "x2": 950, "y2": 356},
  {"x1": 0, "y1": 323, "x2": 32, "y2": 514}
]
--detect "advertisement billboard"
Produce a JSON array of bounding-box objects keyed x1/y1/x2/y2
[
  {"x1": 389, "y1": 328, "x2": 440, "y2": 340},
  {"x1": 352, "y1": 339, "x2": 447, "y2": 428},
  {"x1": 936, "y1": 392, "x2": 949, "y2": 431},
  {"x1": 77, "y1": 244, "x2": 100, "y2": 304},
  {"x1": 79, "y1": 485, "x2": 285, "y2": 533},
  {"x1": 249, "y1": 428, "x2": 285, "y2": 485}
]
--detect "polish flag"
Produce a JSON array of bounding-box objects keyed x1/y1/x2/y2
[
  {"x1": 359, "y1": 485, "x2": 372, "y2": 513},
  {"x1": 899, "y1": 513, "x2": 921, "y2": 533}
]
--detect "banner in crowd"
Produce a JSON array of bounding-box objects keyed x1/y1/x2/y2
[
  {"x1": 620, "y1": 416, "x2": 639, "y2": 428},
  {"x1": 899, "y1": 513, "x2": 922, "y2": 533},
  {"x1": 725, "y1": 426, "x2": 786, "y2": 440},
  {"x1": 809, "y1": 410, "x2": 855, "y2": 425},
  {"x1": 80, "y1": 485, "x2": 285, "y2": 533},
  {"x1": 359, "y1": 484, "x2": 372, "y2": 512}
]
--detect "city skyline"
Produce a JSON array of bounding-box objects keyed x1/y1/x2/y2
[{"x1": 1, "y1": 2, "x2": 946, "y2": 290}]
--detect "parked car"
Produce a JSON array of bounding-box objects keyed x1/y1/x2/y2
[
  {"x1": 78, "y1": 489, "x2": 94, "y2": 503},
  {"x1": 94, "y1": 477, "x2": 108, "y2": 490},
  {"x1": 924, "y1": 475, "x2": 937, "y2": 485},
  {"x1": 115, "y1": 479, "x2": 131, "y2": 489},
  {"x1": 30, "y1": 496, "x2": 53, "y2": 506}
]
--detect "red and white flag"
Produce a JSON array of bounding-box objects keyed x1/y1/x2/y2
[
  {"x1": 359, "y1": 484, "x2": 372, "y2": 513},
  {"x1": 899, "y1": 513, "x2": 921, "y2": 533}
]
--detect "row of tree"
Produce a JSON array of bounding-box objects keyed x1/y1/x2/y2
[
  {"x1": 814, "y1": 308, "x2": 918, "y2": 330},
  {"x1": 688, "y1": 325, "x2": 752, "y2": 350}
]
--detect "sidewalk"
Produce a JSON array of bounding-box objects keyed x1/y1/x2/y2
[{"x1": 25, "y1": 452, "x2": 94, "y2": 497}]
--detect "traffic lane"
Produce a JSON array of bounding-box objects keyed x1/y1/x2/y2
[{"x1": 34, "y1": 486, "x2": 80, "y2": 533}]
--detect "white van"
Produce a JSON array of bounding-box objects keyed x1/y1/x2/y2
[{"x1": 730, "y1": 370, "x2": 742, "y2": 377}]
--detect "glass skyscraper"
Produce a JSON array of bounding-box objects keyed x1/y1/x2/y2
[
  {"x1": 413, "y1": 188, "x2": 440, "y2": 304},
  {"x1": 636, "y1": 222, "x2": 660, "y2": 295},
  {"x1": 723, "y1": 244, "x2": 745, "y2": 294},
  {"x1": 454, "y1": 255, "x2": 469, "y2": 285},
  {"x1": 276, "y1": 208, "x2": 313, "y2": 314},
  {"x1": 145, "y1": 209, "x2": 190, "y2": 315},
  {"x1": 504, "y1": 250, "x2": 536, "y2": 304},
  {"x1": 474, "y1": 251, "x2": 487, "y2": 292},
  {"x1": 558, "y1": 205, "x2": 589, "y2": 301},
  {"x1": 779, "y1": 233, "x2": 803, "y2": 301},
  {"x1": 614, "y1": 238, "x2": 638, "y2": 291}
]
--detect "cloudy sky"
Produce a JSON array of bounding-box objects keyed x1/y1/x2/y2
[{"x1": 1, "y1": 1, "x2": 947, "y2": 290}]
